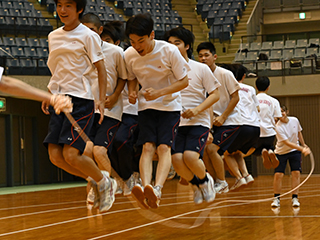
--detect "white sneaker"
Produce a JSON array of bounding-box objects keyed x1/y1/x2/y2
[
  {"x1": 144, "y1": 184, "x2": 162, "y2": 209},
  {"x1": 132, "y1": 172, "x2": 141, "y2": 185},
  {"x1": 214, "y1": 181, "x2": 229, "y2": 194},
  {"x1": 86, "y1": 187, "x2": 95, "y2": 205},
  {"x1": 245, "y1": 174, "x2": 254, "y2": 187},
  {"x1": 167, "y1": 164, "x2": 176, "y2": 180},
  {"x1": 199, "y1": 173, "x2": 216, "y2": 203},
  {"x1": 99, "y1": 172, "x2": 117, "y2": 213},
  {"x1": 271, "y1": 198, "x2": 280, "y2": 208},
  {"x1": 192, "y1": 185, "x2": 203, "y2": 205},
  {"x1": 229, "y1": 178, "x2": 246, "y2": 192},
  {"x1": 271, "y1": 207, "x2": 280, "y2": 215},
  {"x1": 123, "y1": 174, "x2": 135, "y2": 196},
  {"x1": 292, "y1": 197, "x2": 300, "y2": 207}
]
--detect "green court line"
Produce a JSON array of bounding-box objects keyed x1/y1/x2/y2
[{"x1": 0, "y1": 182, "x2": 87, "y2": 195}]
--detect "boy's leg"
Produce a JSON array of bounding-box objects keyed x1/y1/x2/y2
[
  {"x1": 93, "y1": 145, "x2": 111, "y2": 173},
  {"x1": 183, "y1": 150, "x2": 206, "y2": 180},
  {"x1": 273, "y1": 172, "x2": 284, "y2": 194},
  {"x1": 202, "y1": 146, "x2": 216, "y2": 179},
  {"x1": 48, "y1": 143, "x2": 87, "y2": 179},
  {"x1": 291, "y1": 171, "x2": 300, "y2": 195},
  {"x1": 206, "y1": 143, "x2": 226, "y2": 181},
  {"x1": 154, "y1": 144, "x2": 172, "y2": 187},
  {"x1": 140, "y1": 142, "x2": 156, "y2": 186},
  {"x1": 63, "y1": 144, "x2": 104, "y2": 182},
  {"x1": 172, "y1": 153, "x2": 194, "y2": 181}
]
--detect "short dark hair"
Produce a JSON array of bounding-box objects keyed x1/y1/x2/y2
[
  {"x1": 197, "y1": 42, "x2": 216, "y2": 55},
  {"x1": 165, "y1": 27, "x2": 195, "y2": 59},
  {"x1": 54, "y1": 0, "x2": 86, "y2": 19},
  {"x1": 281, "y1": 105, "x2": 288, "y2": 112},
  {"x1": 80, "y1": 13, "x2": 101, "y2": 29},
  {"x1": 101, "y1": 21, "x2": 125, "y2": 43},
  {"x1": 255, "y1": 76, "x2": 270, "y2": 91},
  {"x1": 235, "y1": 64, "x2": 247, "y2": 81},
  {"x1": 125, "y1": 13, "x2": 153, "y2": 37}
]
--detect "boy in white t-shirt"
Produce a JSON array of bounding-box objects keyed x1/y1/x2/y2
[
  {"x1": 42, "y1": 0, "x2": 114, "y2": 213},
  {"x1": 253, "y1": 76, "x2": 281, "y2": 169},
  {"x1": 100, "y1": 20, "x2": 141, "y2": 196},
  {"x1": 81, "y1": 13, "x2": 128, "y2": 206},
  {"x1": 220, "y1": 64, "x2": 260, "y2": 191},
  {"x1": 271, "y1": 105, "x2": 310, "y2": 208},
  {"x1": 197, "y1": 42, "x2": 242, "y2": 194},
  {"x1": 124, "y1": 13, "x2": 190, "y2": 209},
  {"x1": 0, "y1": 66, "x2": 72, "y2": 113},
  {"x1": 166, "y1": 27, "x2": 220, "y2": 204}
]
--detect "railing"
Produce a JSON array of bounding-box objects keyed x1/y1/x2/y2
[{"x1": 246, "y1": 0, "x2": 263, "y2": 43}]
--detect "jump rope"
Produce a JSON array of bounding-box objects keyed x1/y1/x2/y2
[{"x1": 65, "y1": 111, "x2": 315, "y2": 229}]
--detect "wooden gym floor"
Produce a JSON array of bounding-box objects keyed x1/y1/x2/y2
[{"x1": 0, "y1": 174, "x2": 320, "y2": 240}]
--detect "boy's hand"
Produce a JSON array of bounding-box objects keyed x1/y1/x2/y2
[
  {"x1": 181, "y1": 108, "x2": 199, "y2": 119},
  {"x1": 105, "y1": 94, "x2": 117, "y2": 109},
  {"x1": 129, "y1": 91, "x2": 137, "y2": 104},
  {"x1": 302, "y1": 146, "x2": 311, "y2": 156},
  {"x1": 95, "y1": 100, "x2": 105, "y2": 124},
  {"x1": 213, "y1": 115, "x2": 226, "y2": 127},
  {"x1": 50, "y1": 94, "x2": 73, "y2": 115},
  {"x1": 144, "y1": 88, "x2": 160, "y2": 101}
]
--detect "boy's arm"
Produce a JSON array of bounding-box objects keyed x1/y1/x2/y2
[
  {"x1": 0, "y1": 75, "x2": 72, "y2": 114},
  {"x1": 94, "y1": 59, "x2": 107, "y2": 124},
  {"x1": 213, "y1": 90, "x2": 239, "y2": 126},
  {"x1": 298, "y1": 131, "x2": 307, "y2": 147},
  {"x1": 105, "y1": 78, "x2": 126, "y2": 109},
  {"x1": 182, "y1": 88, "x2": 220, "y2": 119},
  {"x1": 144, "y1": 75, "x2": 188, "y2": 101},
  {"x1": 127, "y1": 78, "x2": 138, "y2": 104},
  {"x1": 282, "y1": 138, "x2": 310, "y2": 156}
]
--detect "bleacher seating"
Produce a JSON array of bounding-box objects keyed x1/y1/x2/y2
[
  {"x1": 0, "y1": 0, "x2": 53, "y2": 36},
  {"x1": 0, "y1": 35, "x2": 50, "y2": 75},
  {"x1": 234, "y1": 37, "x2": 320, "y2": 76},
  {"x1": 196, "y1": 0, "x2": 246, "y2": 42}
]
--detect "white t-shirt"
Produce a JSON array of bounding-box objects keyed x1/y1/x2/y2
[
  {"x1": 122, "y1": 84, "x2": 138, "y2": 116},
  {"x1": 0, "y1": 67, "x2": 3, "y2": 82},
  {"x1": 212, "y1": 66, "x2": 242, "y2": 126},
  {"x1": 238, "y1": 83, "x2": 260, "y2": 127},
  {"x1": 124, "y1": 40, "x2": 190, "y2": 112},
  {"x1": 47, "y1": 23, "x2": 104, "y2": 100},
  {"x1": 257, "y1": 93, "x2": 282, "y2": 137},
  {"x1": 92, "y1": 41, "x2": 127, "y2": 121},
  {"x1": 180, "y1": 59, "x2": 220, "y2": 128},
  {"x1": 275, "y1": 116, "x2": 302, "y2": 155}
]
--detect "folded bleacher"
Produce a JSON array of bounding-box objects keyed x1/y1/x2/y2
[
  {"x1": 0, "y1": 0, "x2": 53, "y2": 36},
  {"x1": 0, "y1": 36, "x2": 50, "y2": 75},
  {"x1": 196, "y1": 0, "x2": 247, "y2": 42},
  {"x1": 113, "y1": 0, "x2": 182, "y2": 39},
  {"x1": 234, "y1": 38, "x2": 320, "y2": 76}
]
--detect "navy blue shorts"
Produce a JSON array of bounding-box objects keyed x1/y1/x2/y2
[
  {"x1": 274, "y1": 150, "x2": 302, "y2": 173},
  {"x1": 233, "y1": 125, "x2": 260, "y2": 155},
  {"x1": 89, "y1": 113, "x2": 120, "y2": 151},
  {"x1": 137, "y1": 109, "x2": 180, "y2": 149},
  {"x1": 172, "y1": 125, "x2": 210, "y2": 158},
  {"x1": 43, "y1": 95, "x2": 95, "y2": 153},
  {"x1": 114, "y1": 113, "x2": 139, "y2": 151},
  {"x1": 253, "y1": 135, "x2": 276, "y2": 155},
  {"x1": 212, "y1": 125, "x2": 242, "y2": 155}
]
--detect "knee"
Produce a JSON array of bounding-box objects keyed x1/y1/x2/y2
[
  {"x1": 93, "y1": 145, "x2": 107, "y2": 159},
  {"x1": 157, "y1": 144, "x2": 170, "y2": 155},
  {"x1": 206, "y1": 144, "x2": 218, "y2": 156},
  {"x1": 143, "y1": 142, "x2": 156, "y2": 154},
  {"x1": 63, "y1": 148, "x2": 79, "y2": 167}
]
